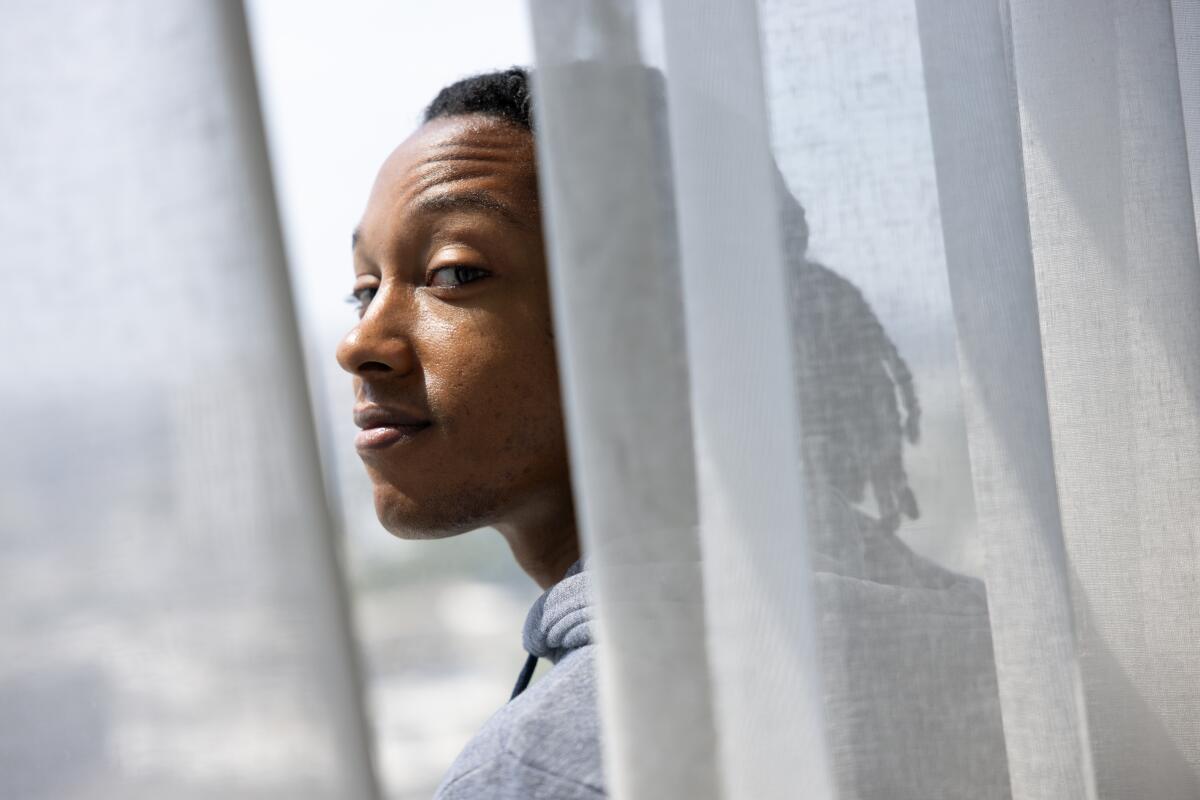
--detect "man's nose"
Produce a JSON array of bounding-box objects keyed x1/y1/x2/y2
[{"x1": 336, "y1": 290, "x2": 418, "y2": 378}]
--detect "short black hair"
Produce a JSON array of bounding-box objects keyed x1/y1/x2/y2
[{"x1": 424, "y1": 67, "x2": 533, "y2": 131}]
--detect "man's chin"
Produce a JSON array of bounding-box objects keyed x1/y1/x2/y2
[{"x1": 371, "y1": 483, "x2": 494, "y2": 540}]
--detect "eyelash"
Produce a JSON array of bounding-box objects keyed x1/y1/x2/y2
[
  {"x1": 345, "y1": 287, "x2": 377, "y2": 317},
  {"x1": 345, "y1": 266, "x2": 490, "y2": 316},
  {"x1": 427, "y1": 265, "x2": 489, "y2": 289}
]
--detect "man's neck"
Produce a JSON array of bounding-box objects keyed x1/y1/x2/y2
[{"x1": 496, "y1": 494, "x2": 580, "y2": 590}]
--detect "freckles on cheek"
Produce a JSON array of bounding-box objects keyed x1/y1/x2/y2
[
  {"x1": 418, "y1": 312, "x2": 477, "y2": 396},
  {"x1": 421, "y1": 299, "x2": 559, "y2": 429},
  {"x1": 423, "y1": 325, "x2": 513, "y2": 420}
]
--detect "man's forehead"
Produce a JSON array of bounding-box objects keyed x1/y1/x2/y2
[
  {"x1": 375, "y1": 117, "x2": 534, "y2": 202},
  {"x1": 355, "y1": 116, "x2": 538, "y2": 249}
]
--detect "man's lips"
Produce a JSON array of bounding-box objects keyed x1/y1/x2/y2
[{"x1": 353, "y1": 404, "x2": 432, "y2": 450}]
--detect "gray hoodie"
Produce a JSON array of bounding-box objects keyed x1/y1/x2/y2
[
  {"x1": 433, "y1": 506, "x2": 1009, "y2": 799},
  {"x1": 433, "y1": 561, "x2": 604, "y2": 799}
]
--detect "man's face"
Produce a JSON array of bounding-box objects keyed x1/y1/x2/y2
[{"x1": 337, "y1": 115, "x2": 570, "y2": 539}]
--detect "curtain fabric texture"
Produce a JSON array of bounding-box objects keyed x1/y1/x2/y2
[
  {"x1": 0, "y1": 3, "x2": 377, "y2": 798},
  {"x1": 5, "y1": 0, "x2": 1199, "y2": 797},
  {"x1": 528, "y1": 1, "x2": 1200, "y2": 799}
]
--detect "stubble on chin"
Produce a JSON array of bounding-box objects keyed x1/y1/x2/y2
[{"x1": 372, "y1": 479, "x2": 509, "y2": 540}]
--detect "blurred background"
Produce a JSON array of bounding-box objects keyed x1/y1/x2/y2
[{"x1": 1, "y1": 2, "x2": 538, "y2": 799}]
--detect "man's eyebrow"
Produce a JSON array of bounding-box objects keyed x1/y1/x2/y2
[
  {"x1": 351, "y1": 191, "x2": 533, "y2": 252},
  {"x1": 411, "y1": 189, "x2": 532, "y2": 230}
]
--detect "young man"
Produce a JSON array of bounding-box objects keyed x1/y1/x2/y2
[
  {"x1": 338, "y1": 68, "x2": 602, "y2": 798},
  {"x1": 338, "y1": 68, "x2": 997, "y2": 798}
]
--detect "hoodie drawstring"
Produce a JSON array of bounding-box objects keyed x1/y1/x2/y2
[{"x1": 510, "y1": 653, "x2": 539, "y2": 700}]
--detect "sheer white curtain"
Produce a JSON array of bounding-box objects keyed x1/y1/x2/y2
[
  {"x1": 528, "y1": 0, "x2": 1200, "y2": 798},
  {"x1": 0, "y1": 3, "x2": 376, "y2": 798}
]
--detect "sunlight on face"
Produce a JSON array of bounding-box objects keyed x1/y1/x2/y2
[{"x1": 337, "y1": 115, "x2": 571, "y2": 540}]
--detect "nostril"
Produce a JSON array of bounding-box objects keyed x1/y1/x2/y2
[{"x1": 359, "y1": 361, "x2": 392, "y2": 373}]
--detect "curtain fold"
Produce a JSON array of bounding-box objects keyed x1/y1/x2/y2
[
  {"x1": 652, "y1": 3, "x2": 840, "y2": 796},
  {"x1": 1008, "y1": 0, "x2": 1200, "y2": 795},
  {"x1": 528, "y1": 3, "x2": 721, "y2": 798},
  {"x1": 0, "y1": 3, "x2": 377, "y2": 798},
  {"x1": 528, "y1": 0, "x2": 1200, "y2": 798},
  {"x1": 656, "y1": 2, "x2": 837, "y2": 798},
  {"x1": 913, "y1": 1, "x2": 1096, "y2": 797},
  {"x1": 1173, "y1": 0, "x2": 1200, "y2": 245}
]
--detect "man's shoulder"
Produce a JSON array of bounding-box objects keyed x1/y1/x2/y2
[{"x1": 434, "y1": 645, "x2": 605, "y2": 799}]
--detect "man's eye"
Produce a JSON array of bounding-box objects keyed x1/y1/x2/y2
[
  {"x1": 346, "y1": 287, "x2": 377, "y2": 316},
  {"x1": 428, "y1": 265, "x2": 489, "y2": 289}
]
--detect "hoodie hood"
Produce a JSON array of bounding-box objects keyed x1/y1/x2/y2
[{"x1": 522, "y1": 560, "x2": 593, "y2": 663}]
